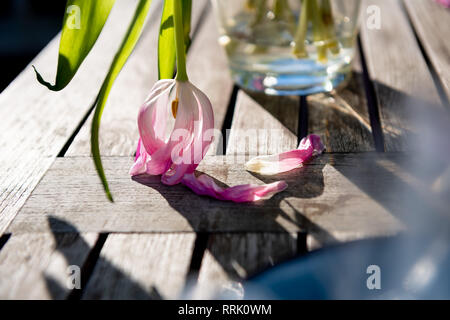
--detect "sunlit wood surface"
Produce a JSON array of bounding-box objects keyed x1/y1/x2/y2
[{"x1": 0, "y1": 0, "x2": 449, "y2": 299}]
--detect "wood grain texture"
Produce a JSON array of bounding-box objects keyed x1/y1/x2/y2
[
  {"x1": 0, "y1": 232, "x2": 97, "y2": 299},
  {"x1": 83, "y1": 233, "x2": 195, "y2": 300},
  {"x1": 0, "y1": 0, "x2": 159, "y2": 235},
  {"x1": 8, "y1": 154, "x2": 407, "y2": 243},
  {"x1": 308, "y1": 53, "x2": 375, "y2": 152},
  {"x1": 193, "y1": 233, "x2": 297, "y2": 299},
  {"x1": 360, "y1": 0, "x2": 443, "y2": 151},
  {"x1": 226, "y1": 91, "x2": 299, "y2": 158},
  {"x1": 196, "y1": 88, "x2": 300, "y2": 298},
  {"x1": 403, "y1": 0, "x2": 450, "y2": 102},
  {"x1": 63, "y1": 2, "x2": 224, "y2": 299}
]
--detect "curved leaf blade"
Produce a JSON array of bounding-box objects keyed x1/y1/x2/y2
[
  {"x1": 34, "y1": 0, "x2": 116, "y2": 91},
  {"x1": 91, "y1": 0, "x2": 153, "y2": 202},
  {"x1": 158, "y1": 0, "x2": 192, "y2": 80}
]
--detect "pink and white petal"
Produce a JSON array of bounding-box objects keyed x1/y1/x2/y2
[
  {"x1": 129, "y1": 138, "x2": 149, "y2": 176},
  {"x1": 138, "y1": 80, "x2": 175, "y2": 155},
  {"x1": 299, "y1": 134, "x2": 325, "y2": 155},
  {"x1": 136, "y1": 80, "x2": 197, "y2": 177},
  {"x1": 436, "y1": 0, "x2": 450, "y2": 8},
  {"x1": 245, "y1": 134, "x2": 325, "y2": 175},
  {"x1": 181, "y1": 173, "x2": 287, "y2": 203},
  {"x1": 134, "y1": 137, "x2": 143, "y2": 161},
  {"x1": 220, "y1": 181, "x2": 288, "y2": 202},
  {"x1": 190, "y1": 81, "x2": 215, "y2": 156},
  {"x1": 161, "y1": 82, "x2": 210, "y2": 185},
  {"x1": 163, "y1": 82, "x2": 216, "y2": 185}
]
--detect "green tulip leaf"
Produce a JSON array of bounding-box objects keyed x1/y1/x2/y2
[
  {"x1": 34, "y1": 0, "x2": 116, "y2": 91},
  {"x1": 91, "y1": 0, "x2": 153, "y2": 202}
]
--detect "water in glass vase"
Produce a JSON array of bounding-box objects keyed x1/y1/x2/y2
[{"x1": 219, "y1": 10, "x2": 356, "y2": 95}]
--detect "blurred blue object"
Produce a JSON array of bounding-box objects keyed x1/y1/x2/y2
[
  {"x1": 243, "y1": 232, "x2": 450, "y2": 299},
  {"x1": 242, "y1": 91, "x2": 450, "y2": 300}
]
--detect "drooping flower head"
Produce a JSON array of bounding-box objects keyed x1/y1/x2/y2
[{"x1": 130, "y1": 79, "x2": 214, "y2": 186}]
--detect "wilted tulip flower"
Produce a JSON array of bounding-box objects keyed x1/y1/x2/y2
[
  {"x1": 130, "y1": 79, "x2": 290, "y2": 202},
  {"x1": 130, "y1": 79, "x2": 214, "y2": 185}
]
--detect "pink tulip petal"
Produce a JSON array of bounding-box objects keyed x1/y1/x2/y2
[
  {"x1": 436, "y1": 0, "x2": 450, "y2": 8},
  {"x1": 160, "y1": 82, "x2": 199, "y2": 184},
  {"x1": 138, "y1": 79, "x2": 175, "y2": 154},
  {"x1": 181, "y1": 173, "x2": 288, "y2": 203},
  {"x1": 245, "y1": 134, "x2": 325, "y2": 175},
  {"x1": 162, "y1": 82, "x2": 215, "y2": 185},
  {"x1": 129, "y1": 138, "x2": 149, "y2": 176},
  {"x1": 132, "y1": 80, "x2": 215, "y2": 185},
  {"x1": 138, "y1": 80, "x2": 197, "y2": 176}
]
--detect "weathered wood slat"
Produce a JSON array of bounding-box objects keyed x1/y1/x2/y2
[
  {"x1": 0, "y1": 232, "x2": 97, "y2": 299},
  {"x1": 83, "y1": 233, "x2": 195, "y2": 300},
  {"x1": 226, "y1": 91, "x2": 299, "y2": 157},
  {"x1": 198, "y1": 56, "x2": 375, "y2": 293},
  {"x1": 11, "y1": 2, "x2": 223, "y2": 300},
  {"x1": 360, "y1": 0, "x2": 443, "y2": 151},
  {"x1": 307, "y1": 53, "x2": 375, "y2": 152},
  {"x1": 403, "y1": 0, "x2": 450, "y2": 102},
  {"x1": 193, "y1": 233, "x2": 297, "y2": 299},
  {"x1": 226, "y1": 49, "x2": 374, "y2": 154},
  {"x1": 63, "y1": 2, "x2": 228, "y2": 300},
  {"x1": 198, "y1": 89, "x2": 300, "y2": 297},
  {"x1": 8, "y1": 154, "x2": 406, "y2": 242},
  {"x1": 0, "y1": 0, "x2": 160, "y2": 235}
]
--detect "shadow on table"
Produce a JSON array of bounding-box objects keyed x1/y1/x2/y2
[
  {"x1": 132, "y1": 161, "x2": 332, "y2": 235},
  {"x1": 45, "y1": 217, "x2": 160, "y2": 300},
  {"x1": 131, "y1": 158, "x2": 328, "y2": 235},
  {"x1": 128, "y1": 80, "x2": 377, "y2": 297},
  {"x1": 132, "y1": 153, "x2": 335, "y2": 298},
  {"x1": 44, "y1": 80, "x2": 450, "y2": 299},
  {"x1": 330, "y1": 81, "x2": 450, "y2": 230}
]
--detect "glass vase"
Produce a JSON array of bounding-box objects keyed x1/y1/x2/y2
[{"x1": 212, "y1": 0, "x2": 361, "y2": 95}]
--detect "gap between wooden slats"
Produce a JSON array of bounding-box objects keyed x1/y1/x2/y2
[
  {"x1": 82, "y1": 233, "x2": 196, "y2": 300},
  {"x1": 307, "y1": 50, "x2": 376, "y2": 152},
  {"x1": 0, "y1": 232, "x2": 97, "y2": 299},
  {"x1": 403, "y1": 0, "x2": 450, "y2": 105},
  {"x1": 77, "y1": 0, "x2": 235, "y2": 300},
  {"x1": 194, "y1": 88, "x2": 302, "y2": 298},
  {"x1": 0, "y1": 0, "x2": 214, "y2": 300},
  {"x1": 360, "y1": 0, "x2": 445, "y2": 152}
]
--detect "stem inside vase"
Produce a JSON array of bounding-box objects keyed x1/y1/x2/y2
[{"x1": 214, "y1": 0, "x2": 360, "y2": 95}]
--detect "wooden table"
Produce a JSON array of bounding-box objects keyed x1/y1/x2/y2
[{"x1": 0, "y1": 0, "x2": 449, "y2": 299}]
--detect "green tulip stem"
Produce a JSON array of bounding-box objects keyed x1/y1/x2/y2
[{"x1": 173, "y1": 0, "x2": 188, "y2": 82}]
